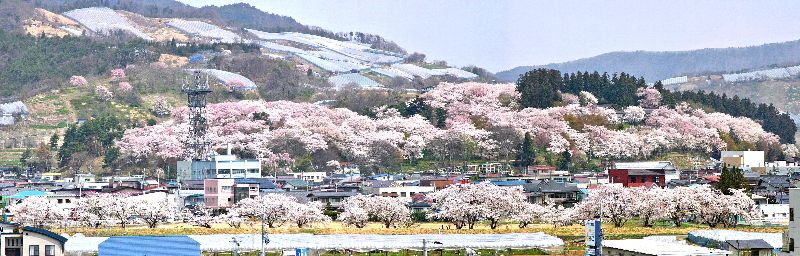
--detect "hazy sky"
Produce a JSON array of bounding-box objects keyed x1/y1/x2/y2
[{"x1": 178, "y1": 0, "x2": 800, "y2": 72}]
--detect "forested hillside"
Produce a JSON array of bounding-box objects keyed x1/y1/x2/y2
[{"x1": 496, "y1": 40, "x2": 800, "y2": 82}]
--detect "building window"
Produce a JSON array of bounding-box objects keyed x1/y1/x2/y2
[
  {"x1": 29, "y1": 245, "x2": 39, "y2": 256},
  {"x1": 791, "y1": 208, "x2": 795, "y2": 221},
  {"x1": 222, "y1": 186, "x2": 232, "y2": 192},
  {"x1": 790, "y1": 238, "x2": 795, "y2": 252},
  {"x1": 401, "y1": 192, "x2": 407, "y2": 197},
  {"x1": 653, "y1": 177, "x2": 658, "y2": 183},
  {"x1": 45, "y1": 245, "x2": 55, "y2": 256}
]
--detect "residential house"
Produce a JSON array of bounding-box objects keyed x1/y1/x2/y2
[
  {"x1": 608, "y1": 161, "x2": 676, "y2": 187},
  {"x1": 287, "y1": 172, "x2": 327, "y2": 183},
  {"x1": 378, "y1": 185, "x2": 435, "y2": 202},
  {"x1": 522, "y1": 181, "x2": 582, "y2": 207},
  {"x1": 0, "y1": 224, "x2": 68, "y2": 256},
  {"x1": 726, "y1": 239, "x2": 773, "y2": 256},
  {"x1": 752, "y1": 175, "x2": 793, "y2": 204}
]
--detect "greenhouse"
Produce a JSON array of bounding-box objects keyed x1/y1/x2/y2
[{"x1": 62, "y1": 7, "x2": 152, "y2": 40}]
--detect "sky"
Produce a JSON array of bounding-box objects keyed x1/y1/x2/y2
[{"x1": 178, "y1": 0, "x2": 800, "y2": 72}]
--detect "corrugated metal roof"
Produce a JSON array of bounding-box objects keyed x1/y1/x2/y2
[
  {"x1": 613, "y1": 161, "x2": 676, "y2": 170},
  {"x1": 99, "y1": 236, "x2": 200, "y2": 256}
]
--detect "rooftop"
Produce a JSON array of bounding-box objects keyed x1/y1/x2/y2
[
  {"x1": 613, "y1": 161, "x2": 676, "y2": 170},
  {"x1": 603, "y1": 239, "x2": 729, "y2": 256}
]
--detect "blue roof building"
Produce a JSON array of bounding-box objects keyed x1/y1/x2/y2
[{"x1": 99, "y1": 236, "x2": 200, "y2": 256}]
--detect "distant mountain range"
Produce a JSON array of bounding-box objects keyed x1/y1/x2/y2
[{"x1": 496, "y1": 40, "x2": 800, "y2": 82}]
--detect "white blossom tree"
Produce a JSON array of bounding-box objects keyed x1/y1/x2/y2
[
  {"x1": 107, "y1": 195, "x2": 137, "y2": 228},
  {"x1": 73, "y1": 194, "x2": 114, "y2": 228},
  {"x1": 428, "y1": 183, "x2": 524, "y2": 229},
  {"x1": 289, "y1": 201, "x2": 331, "y2": 228},
  {"x1": 10, "y1": 197, "x2": 68, "y2": 228},
  {"x1": 135, "y1": 195, "x2": 176, "y2": 228},
  {"x1": 338, "y1": 195, "x2": 411, "y2": 228},
  {"x1": 232, "y1": 194, "x2": 296, "y2": 228},
  {"x1": 513, "y1": 202, "x2": 548, "y2": 228}
]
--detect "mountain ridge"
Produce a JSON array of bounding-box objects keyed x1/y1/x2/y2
[{"x1": 496, "y1": 39, "x2": 800, "y2": 82}]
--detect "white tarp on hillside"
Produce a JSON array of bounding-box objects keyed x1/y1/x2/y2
[{"x1": 65, "y1": 233, "x2": 563, "y2": 252}]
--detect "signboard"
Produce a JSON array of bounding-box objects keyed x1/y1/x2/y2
[
  {"x1": 584, "y1": 220, "x2": 602, "y2": 256},
  {"x1": 296, "y1": 248, "x2": 308, "y2": 256}
]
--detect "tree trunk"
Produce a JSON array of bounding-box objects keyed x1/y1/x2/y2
[{"x1": 490, "y1": 219, "x2": 499, "y2": 229}]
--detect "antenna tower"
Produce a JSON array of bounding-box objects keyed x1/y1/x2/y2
[{"x1": 183, "y1": 70, "x2": 212, "y2": 160}]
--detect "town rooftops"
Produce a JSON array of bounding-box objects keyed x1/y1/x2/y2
[
  {"x1": 613, "y1": 161, "x2": 676, "y2": 170},
  {"x1": 234, "y1": 178, "x2": 277, "y2": 190}
]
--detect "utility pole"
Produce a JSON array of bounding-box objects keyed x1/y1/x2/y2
[
  {"x1": 261, "y1": 212, "x2": 270, "y2": 256},
  {"x1": 422, "y1": 239, "x2": 427, "y2": 256}
]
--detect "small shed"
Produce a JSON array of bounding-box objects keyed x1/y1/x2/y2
[
  {"x1": 99, "y1": 236, "x2": 200, "y2": 256},
  {"x1": 726, "y1": 239, "x2": 774, "y2": 256}
]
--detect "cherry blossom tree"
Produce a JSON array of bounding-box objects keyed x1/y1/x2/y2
[
  {"x1": 222, "y1": 210, "x2": 246, "y2": 228},
  {"x1": 664, "y1": 186, "x2": 700, "y2": 227},
  {"x1": 95, "y1": 85, "x2": 113, "y2": 101},
  {"x1": 135, "y1": 195, "x2": 176, "y2": 228},
  {"x1": 107, "y1": 195, "x2": 137, "y2": 228},
  {"x1": 338, "y1": 195, "x2": 411, "y2": 228},
  {"x1": 70, "y1": 75, "x2": 88, "y2": 86},
  {"x1": 339, "y1": 205, "x2": 369, "y2": 228},
  {"x1": 187, "y1": 207, "x2": 216, "y2": 228},
  {"x1": 636, "y1": 87, "x2": 662, "y2": 108},
  {"x1": 110, "y1": 68, "x2": 126, "y2": 81},
  {"x1": 782, "y1": 144, "x2": 799, "y2": 159},
  {"x1": 117, "y1": 82, "x2": 133, "y2": 93},
  {"x1": 513, "y1": 202, "x2": 548, "y2": 228},
  {"x1": 632, "y1": 187, "x2": 668, "y2": 227},
  {"x1": 573, "y1": 185, "x2": 637, "y2": 227},
  {"x1": 289, "y1": 201, "x2": 331, "y2": 228},
  {"x1": 151, "y1": 96, "x2": 172, "y2": 117},
  {"x1": 579, "y1": 91, "x2": 598, "y2": 106},
  {"x1": 623, "y1": 106, "x2": 646, "y2": 123},
  {"x1": 232, "y1": 194, "x2": 296, "y2": 228},
  {"x1": 9, "y1": 197, "x2": 68, "y2": 228},
  {"x1": 428, "y1": 183, "x2": 524, "y2": 229},
  {"x1": 73, "y1": 194, "x2": 114, "y2": 228}
]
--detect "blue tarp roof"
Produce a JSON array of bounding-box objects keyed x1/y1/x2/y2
[
  {"x1": 10, "y1": 190, "x2": 46, "y2": 199},
  {"x1": 490, "y1": 180, "x2": 527, "y2": 186},
  {"x1": 99, "y1": 236, "x2": 200, "y2": 256}
]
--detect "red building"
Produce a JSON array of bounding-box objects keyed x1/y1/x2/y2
[{"x1": 608, "y1": 161, "x2": 676, "y2": 187}]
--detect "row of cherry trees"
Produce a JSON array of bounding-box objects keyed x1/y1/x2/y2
[
  {"x1": 10, "y1": 194, "x2": 176, "y2": 228},
  {"x1": 9, "y1": 184, "x2": 755, "y2": 229},
  {"x1": 115, "y1": 82, "x2": 793, "y2": 172}
]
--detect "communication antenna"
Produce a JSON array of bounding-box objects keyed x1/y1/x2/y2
[{"x1": 182, "y1": 70, "x2": 212, "y2": 160}]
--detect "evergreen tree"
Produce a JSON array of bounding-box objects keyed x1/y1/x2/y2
[
  {"x1": 516, "y1": 132, "x2": 537, "y2": 169},
  {"x1": 715, "y1": 165, "x2": 747, "y2": 195},
  {"x1": 517, "y1": 69, "x2": 562, "y2": 108},
  {"x1": 49, "y1": 133, "x2": 59, "y2": 150}
]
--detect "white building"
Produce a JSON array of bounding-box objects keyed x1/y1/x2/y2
[
  {"x1": 721, "y1": 151, "x2": 765, "y2": 171},
  {"x1": 378, "y1": 186, "x2": 435, "y2": 201},
  {"x1": 783, "y1": 188, "x2": 800, "y2": 254},
  {"x1": 287, "y1": 172, "x2": 327, "y2": 183},
  {"x1": 177, "y1": 154, "x2": 261, "y2": 181}
]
